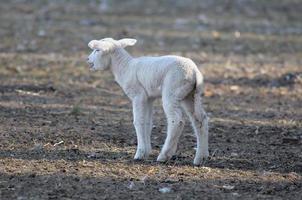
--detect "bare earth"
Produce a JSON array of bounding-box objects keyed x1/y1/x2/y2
[{"x1": 0, "y1": 0, "x2": 301, "y2": 199}]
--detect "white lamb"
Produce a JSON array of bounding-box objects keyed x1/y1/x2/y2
[{"x1": 87, "y1": 38, "x2": 209, "y2": 165}]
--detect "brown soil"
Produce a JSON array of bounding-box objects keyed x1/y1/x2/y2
[{"x1": 0, "y1": 0, "x2": 301, "y2": 199}]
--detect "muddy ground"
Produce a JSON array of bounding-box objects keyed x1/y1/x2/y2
[{"x1": 0, "y1": 0, "x2": 302, "y2": 199}]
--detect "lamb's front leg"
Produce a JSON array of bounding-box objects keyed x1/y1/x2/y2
[
  {"x1": 132, "y1": 96, "x2": 151, "y2": 160},
  {"x1": 144, "y1": 99, "x2": 154, "y2": 155}
]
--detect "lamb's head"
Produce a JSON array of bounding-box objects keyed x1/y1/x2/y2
[{"x1": 87, "y1": 38, "x2": 137, "y2": 71}]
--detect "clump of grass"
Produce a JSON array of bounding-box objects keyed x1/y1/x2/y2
[{"x1": 69, "y1": 104, "x2": 83, "y2": 116}]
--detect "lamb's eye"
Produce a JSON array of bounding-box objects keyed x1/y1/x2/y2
[{"x1": 96, "y1": 49, "x2": 100, "y2": 52}]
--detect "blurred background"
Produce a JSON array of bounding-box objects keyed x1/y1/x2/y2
[
  {"x1": 0, "y1": 0, "x2": 301, "y2": 199},
  {"x1": 1, "y1": 0, "x2": 302, "y2": 54}
]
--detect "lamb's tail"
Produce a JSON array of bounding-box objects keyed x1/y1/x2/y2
[{"x1": 193, "y1": 72, "x2": 205, "y2": 122}]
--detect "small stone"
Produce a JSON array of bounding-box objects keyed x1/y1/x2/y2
[
  {"x1": 37, "y1": 30, "x2": 46, "y2": 37},
  {"x1": 128, "y1": 181, "x2": 135, "y2": 190},
  {"x1": 212, "y1": 31, "x2": 220, "y2": 39},
  {"x1": 231, "y1": 152, "x2": 238, "y2": 157},
  {"x1": 232, "y1": 192, "x2": 240, "y2": 196},
  {"x1": 222, "y1": 185, "x2": 235, "y2": 190},
  {"x1": 230, "y1": 85, "x2": 239, "y2": 91},
  {"x1": 234, "y1": 31, "x2": 241, "y2": 38},
  {"x1": 87, "y1": 152, "x2": 97, "y2": 158},
  {"x1": 159, "y1": 187, "x2": 172, "y2": 193}
]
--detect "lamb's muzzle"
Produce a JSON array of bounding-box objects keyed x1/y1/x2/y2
[{"x1": 87, "y1": 38, "x2": 209, "y2": 165}]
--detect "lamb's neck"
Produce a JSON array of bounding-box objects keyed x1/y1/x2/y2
[{"x1": 110, "y1": 48, "x2": 133, "y2": 84}]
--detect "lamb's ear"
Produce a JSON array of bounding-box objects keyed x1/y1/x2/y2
[
  {"x1": 118, "y1": 38, "x2": 137, "y2": 48},
  {"x1": 88, "y1": 40, "x2": 114, "y2": 53},
  {"x1": 88, "y1": 40, "x2": 101, "y2": 49}
]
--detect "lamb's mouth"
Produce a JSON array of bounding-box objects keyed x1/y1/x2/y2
[{"x1": 88, "y1": 62, "x2": 94, "y2": 69}]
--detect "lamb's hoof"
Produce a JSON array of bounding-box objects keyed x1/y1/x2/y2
[
  {"x1": 157, "y1": 154, "x2": 167, "y2": 162},
  {"x1": 134, "y1": 149, "x2": 150, "y2": 160},
  {"x1": 157, "y1": 153, "x2": 172, "y2": 163},
  {"x1": 193, "y1": 152, "x2": 209, "y2": 166},
  {"x1": 193, "y1": 157, "x2": 208, "y2": 166}
]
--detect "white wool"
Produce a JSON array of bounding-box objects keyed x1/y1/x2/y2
[{"x1": 87, "y1": 38, "x2": 209, "y2": 165}]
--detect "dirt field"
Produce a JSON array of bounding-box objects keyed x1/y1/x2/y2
[{"x1": 0, "y1": 0, "x2": 302, "y2": 199}]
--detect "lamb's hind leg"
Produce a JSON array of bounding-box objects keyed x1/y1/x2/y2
[
  {"x1": 181, "y1": 96, "x2": 209, "y2": 165},
  {"x1": 157, "y1": 99, "x2": 185, "y2": 162}
]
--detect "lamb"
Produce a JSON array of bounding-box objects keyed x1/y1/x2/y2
[{"x1": 87, "y1": 38, "x2": 209, "y2": 165}]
